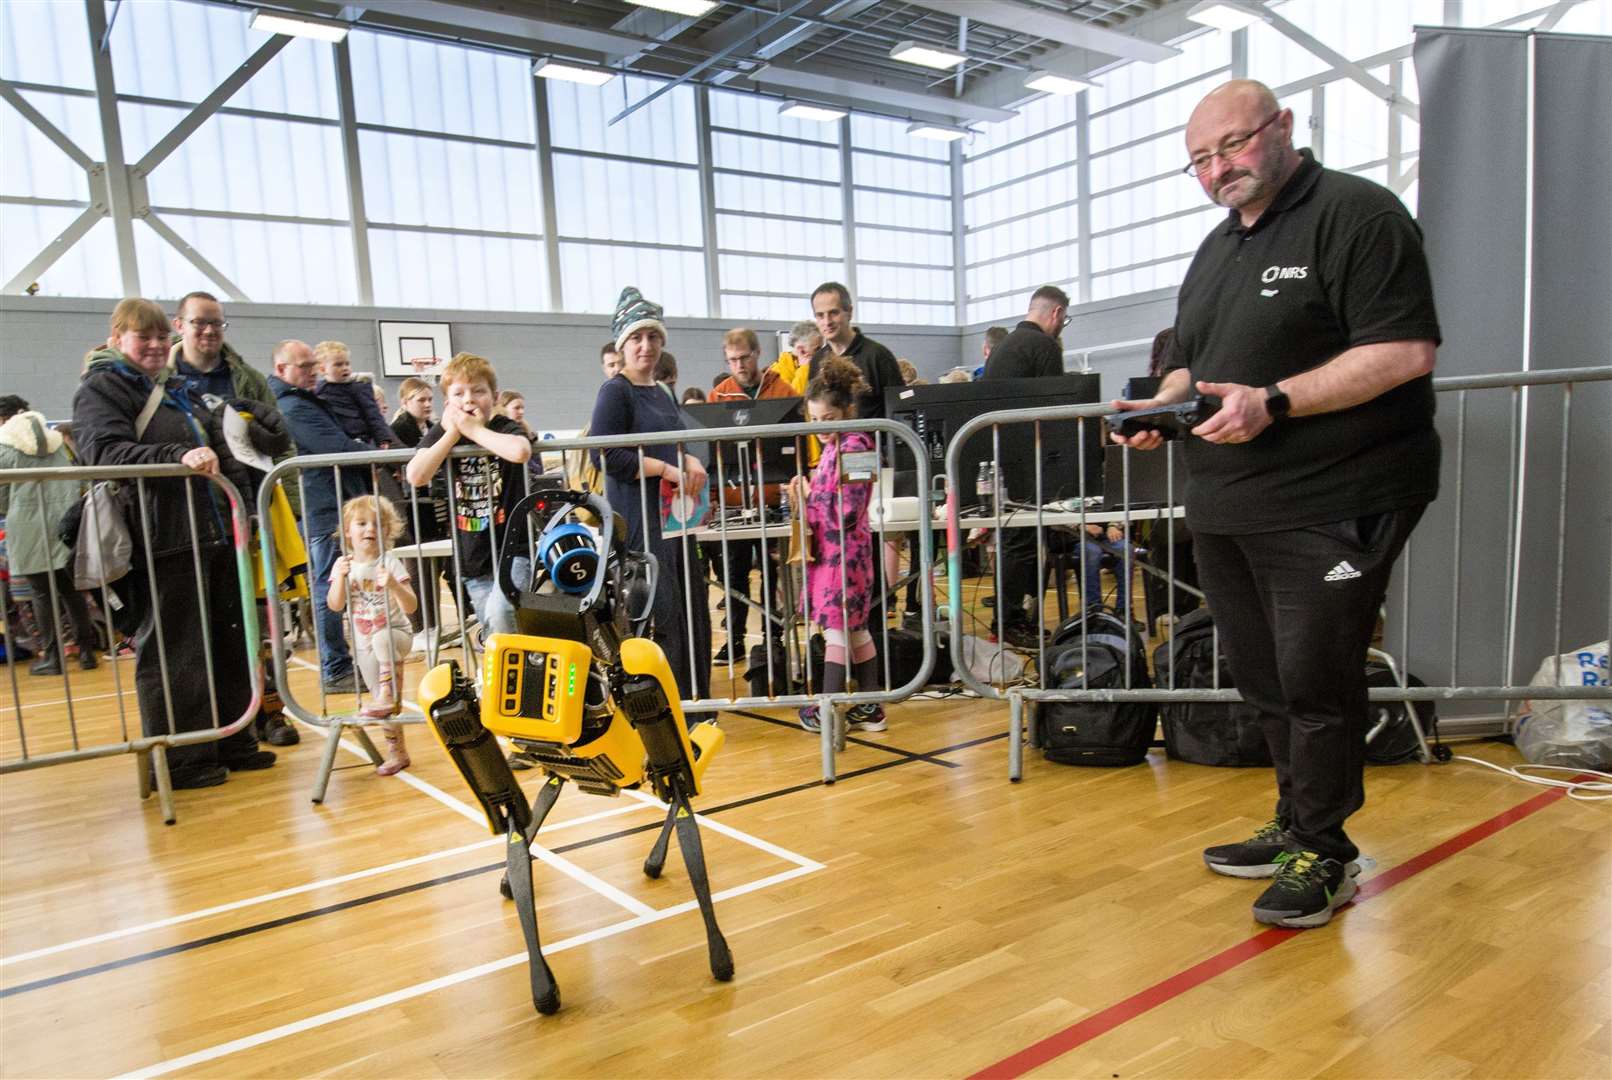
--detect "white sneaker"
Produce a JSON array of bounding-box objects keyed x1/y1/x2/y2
[{"x1": 410, "y1": 628, "x2": 439, "y2": 659}]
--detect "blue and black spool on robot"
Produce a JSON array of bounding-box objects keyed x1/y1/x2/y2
[{"x1": 417, "y1": 489, "x2": 731, "y2": 1015}]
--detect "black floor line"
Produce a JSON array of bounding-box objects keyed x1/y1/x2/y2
[
  {"x1": 1, "y1": 731, "x2": 1006, "y2": 999},
  {"x1": 723, "y1": 708, "x2": 961, "y2": 768}
]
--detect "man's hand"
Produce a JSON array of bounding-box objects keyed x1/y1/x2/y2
[
  {"x1": 180, "y1": 446, "x2": 219, "y2": 475},
  {"x1": 456, "y1": 403, "x2": 486, "y2": 435},
  {"x1": 1108, "y1": 397, "x2": 1167, "y2": 451},
  {"x1": 1191, "y1": 381, "x2": 1271, "y2": 444}
]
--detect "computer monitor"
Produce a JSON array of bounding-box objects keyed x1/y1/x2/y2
[
  {"x1": 885, "y1": 374, "x2": 1103, "y2": 508},
  {"x1": 682, "y1": 397, "x2": 805, "y2": 485}
]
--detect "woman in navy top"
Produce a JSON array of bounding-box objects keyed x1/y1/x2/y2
[{"x1": 589, "y1": 287, "x2": 711, "y2": 704}]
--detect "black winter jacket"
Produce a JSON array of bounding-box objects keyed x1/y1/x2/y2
[{"x1": 72, "y1": 351, "x2": 228, "y2": 558}]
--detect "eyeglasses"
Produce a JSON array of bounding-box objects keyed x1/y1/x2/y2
[
  {"x1": 1182, "y1": 112, "x2": 1280, "y2": 177},
  {"x1": 186, "y1": 318, "x2": 228, "y2": 331}
]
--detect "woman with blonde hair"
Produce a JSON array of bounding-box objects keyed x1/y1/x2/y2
[
  {"x1": 390, "y1": 377, "x2": 434, "y2": 448},
  {"x1": 494, "y1": 389, "x2": 533, "y2": 435}
]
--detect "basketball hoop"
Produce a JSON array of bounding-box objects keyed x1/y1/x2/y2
[{"x1": 408, "y1": 354, "x2": 445, "y2": 378}]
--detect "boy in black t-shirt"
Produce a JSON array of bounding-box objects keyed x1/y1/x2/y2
[{"x1": 405, "y1": 352, "x2": 533, "y2": 635}]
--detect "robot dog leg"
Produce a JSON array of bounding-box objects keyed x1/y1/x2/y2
[
  {"x1": 617, "y1": 639, "x2": 734, "y2": 983},
  {"x1": 418, "y1": 661, "x2": 562, "y2": 1015}
]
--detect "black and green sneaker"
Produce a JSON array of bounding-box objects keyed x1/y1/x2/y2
[
  {"x1": 1251, "y1": 850, "x2": 1359, "y2": 928},
  {"x1": 1202, "y1": 819, "x2": 1291, "y2": 878}
]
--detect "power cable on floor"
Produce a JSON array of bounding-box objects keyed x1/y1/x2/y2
[{"x1": 1452, "y1": 755, "x2": 1612, "y2": 801}]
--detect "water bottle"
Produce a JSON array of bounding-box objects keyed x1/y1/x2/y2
[{"x1": 975, "y1": 461, "x2": 995, "y2": 514}]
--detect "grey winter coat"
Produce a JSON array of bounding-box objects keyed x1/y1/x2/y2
[{"x1": 0, "y1": 410, "x2": 83, "y2": 575}]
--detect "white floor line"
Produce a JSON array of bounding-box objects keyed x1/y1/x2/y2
[
  {"x1": 621, "y1": 787, "x2": 825, "y2": 871},
  {"x1": 0, "y1": 837, "x2": 499, "y2": 968},
  {"x1": 528, "y1": 843, "x2": 657, "y2": 918},
  {"x1": 293, "y1": 719, "x2": 657, "y2": 917},
  {"x1": 1, "y1": 685, "x2": 136, "y2": 712},
  {"x1": 114, "y1": 863, "x2": 820, "y2": 1080},
  {"x1": 0, "y1": 799, "x2": 649, "y2": 970}
]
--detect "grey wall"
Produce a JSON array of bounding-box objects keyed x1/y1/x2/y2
[{"x1": 0, "y1": 296, "x2": 962, "y2": 423}]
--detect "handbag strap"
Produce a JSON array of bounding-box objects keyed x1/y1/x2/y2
[{"x1": 133, "y1": 382, "x2": 164, "y2": 439}]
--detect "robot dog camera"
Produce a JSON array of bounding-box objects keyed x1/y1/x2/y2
[{"x1": 538, "y1": 522, "x2": 600, "y2": 595}]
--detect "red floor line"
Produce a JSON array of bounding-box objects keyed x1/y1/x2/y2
[{"x1": 969, "y1": 781, "x2": 1577, "y2": 1080}]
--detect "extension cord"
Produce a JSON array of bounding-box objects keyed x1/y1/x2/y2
[{"x1": 1453, "y1": 755, "x2": 1612, "y2": 801}]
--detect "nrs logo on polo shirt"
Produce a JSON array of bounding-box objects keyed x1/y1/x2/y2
[{"x1": 1261, "y1": 265, "x2": 1308, "y2": 283}]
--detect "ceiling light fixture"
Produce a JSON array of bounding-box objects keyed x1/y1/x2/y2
[
  {"x1": 630, "y1": 0, "x2": 719, "y2": 17},
  {"x1": 248, "y1": 9, "x2": 350, "y2": 42},
  {"x1": 907, "y1": 122, "x2": 968, "y2": 143},
  {"x1": 532, "y1": 58, "x2": 615, "y2": 86},
  {"x1": 1024, "y1": 71, "x2": 1096, "y2": 96},
  {"x1": 1185, "y1": 1, "x2": 1265, "y2": 32},
  {"x1": 889, "y1": 40, "x2": 968, "y2": 70},
  {"x1": 779, "y1": 101, "x2": 847, "y2": 123}
]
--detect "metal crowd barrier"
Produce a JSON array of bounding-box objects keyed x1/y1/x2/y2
[
  {"x1": 258, "y1": 417, "x2": 936, "y2": 796},
  {"x1": 939, "y1": 366, "x2": 1612, "y2": 780},
  {"x1": 1, "y1": 464, "x2": 260, "y2": 823}
]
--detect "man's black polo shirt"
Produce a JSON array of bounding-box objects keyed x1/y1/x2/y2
[
  {"x1": 1166, "y1": 150, "x2": 1442, "y2": 535},
  {"x1": 810, "y1": 328, "x2": 903, "y2": 419},
  {"x1": 983, "y1": 321, "x2": 1062, "y2": 380}
]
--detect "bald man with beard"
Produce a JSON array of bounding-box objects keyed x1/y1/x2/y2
[{"x1": 1112, "y1": 79, "x2": 1441, "y2": 930}]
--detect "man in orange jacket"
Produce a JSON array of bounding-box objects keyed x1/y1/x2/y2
[{"x1": 708, "y1": 328, "x2": 796, "y2": 663}]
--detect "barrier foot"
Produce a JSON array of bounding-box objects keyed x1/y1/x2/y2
[
  {"x1": 312, "y1": 721, "x2": 343, "y2": 804},
  {"x1": 350, "y1": 723, "x2": 383, "y2": 765},
  {"x1": 819, "y1": 694, "x2": 837, "y2": 784},
  {"x1": 150, "y1": 744, "x2": 177, "y2": 825},
  {"x1": 1009, "y1": 692, "x2": 1024, "y2": 783},
  {"x1": 136, "y1": 749, "x2": 153, "y2": 801}
]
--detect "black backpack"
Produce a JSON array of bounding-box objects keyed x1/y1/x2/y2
[
  {"x1": 1036, "y1": 609, "x2": 1157, "y2": 766},
  {"x1": 1151, "y1": 607, "x2": 1272, "y2": 767}
]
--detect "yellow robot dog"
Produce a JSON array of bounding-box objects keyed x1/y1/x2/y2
[{"x1": 418, "y1": 490, "x2": 731, "y2": 1015}]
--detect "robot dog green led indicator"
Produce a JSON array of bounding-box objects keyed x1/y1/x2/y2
[{"x1": 419, "y1": 491, "x2": 731, "y2": 1015}]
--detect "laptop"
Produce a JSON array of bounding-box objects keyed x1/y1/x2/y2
[{"x1": 1101, "y1": 444, "x2": 1177, "y2": 510}]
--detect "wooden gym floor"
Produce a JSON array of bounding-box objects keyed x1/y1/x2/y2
[{"x1": 1, "y1": 595, "x2": 1608, "y2": 1079}]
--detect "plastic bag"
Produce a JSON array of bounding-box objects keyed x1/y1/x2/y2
[
  {"x1": 1515, "y1": 641, "x2": 1612, "y2": 769},
  {"x1": 954, "y1": 632, "x2": 1026, "y2": 684}
]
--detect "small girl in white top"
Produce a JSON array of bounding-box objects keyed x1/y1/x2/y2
[{"x1": 328, "y1": 495, "x2": 419, "y2": 775}]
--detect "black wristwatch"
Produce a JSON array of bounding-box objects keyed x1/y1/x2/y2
[{"x1": 1263, "y1": 384, "x2": 1291, "y2": 420}]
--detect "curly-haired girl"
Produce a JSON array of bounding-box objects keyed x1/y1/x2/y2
[{"x1": 328, "y1": 494, "x2": 418, "y2": 774}]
